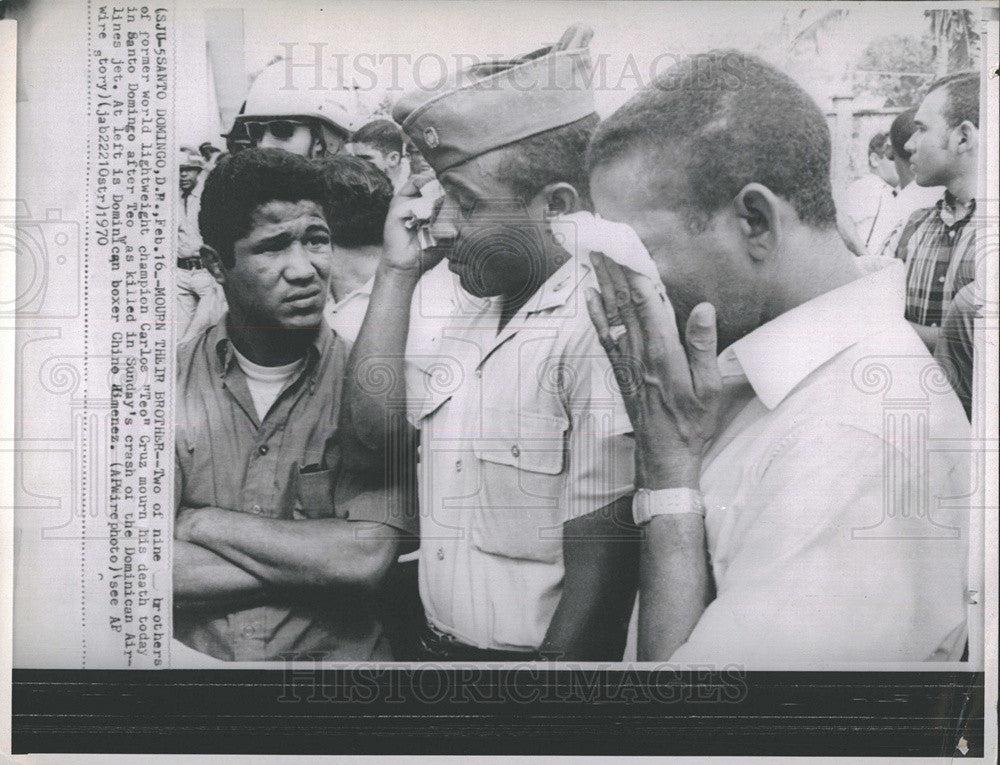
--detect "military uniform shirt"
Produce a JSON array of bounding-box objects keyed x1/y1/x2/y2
[{"x1": 413, "y1": 256, "x2": 634, "y2": 651}]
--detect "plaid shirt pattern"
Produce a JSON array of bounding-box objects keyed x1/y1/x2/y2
[{"x1": 894, "y1": 192, "x2": 977, "y2": 327}]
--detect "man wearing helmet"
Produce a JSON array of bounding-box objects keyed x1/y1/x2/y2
[
  {"x1": 225, "y1": 59, "x2": 357, "y2": 159},
  {"x1": 177, "y1": 148, "x2": 225, "y2": 344}
]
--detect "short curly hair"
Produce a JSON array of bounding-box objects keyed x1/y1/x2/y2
[
  {"x1": 491, "y1": 113, "x2": 599, "y2": 209},
  {"x1": 314, "y1": 155, "x2": 393, "y2": 248},
  {"x1": 352, "y1": 119, "x2": 405, "y2": 156},
  {"x1": 587, "y1": 50, "x2": 837, "y2": 231},
  {"x1": 199, "y1": 148, "x2": 331, "y2": 267},
  {"x1": 868, "y1": 132, "x2": 889, "y2": 158},
  {"x1": 927, "y1": 71, "x2": 979, "y2": 129}
]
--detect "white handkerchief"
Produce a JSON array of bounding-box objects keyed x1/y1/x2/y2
[{"x1": 555, "y1": 211, "x2": 663, "y2": 290}]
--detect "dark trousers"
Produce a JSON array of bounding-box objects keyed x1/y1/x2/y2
[{"x1": 417, "y1": 622, "x2": 539, "y2": 662}]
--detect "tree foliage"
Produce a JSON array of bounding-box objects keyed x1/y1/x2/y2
[
  {"x1": 855, "y1": 34, "x2": 936, "y2": 108},
  {"x1": 926, "y1": 9, "x2": 980, "y2": 76}
]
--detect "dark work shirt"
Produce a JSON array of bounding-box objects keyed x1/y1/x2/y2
[{"x1": 174, "y1": 319, "x2": 414, "y2": 661}]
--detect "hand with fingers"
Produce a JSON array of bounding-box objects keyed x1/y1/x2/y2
[
  {"x1": 585, "y1": 252, "x2": 723, "y2": 492},
  {"x1": 381, "y1": 170, "x2": 447, "y2": 277}
]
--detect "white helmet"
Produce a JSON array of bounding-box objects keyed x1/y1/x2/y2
[{"x1": 240, "y1": 59, "x2": 358, "y2": 139}]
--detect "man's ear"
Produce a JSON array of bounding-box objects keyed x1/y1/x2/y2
[
  {"x1": 733, "y1": 183, "x2": 780, "y2": 261},
  {"x1": 386, "y1": 150, "x2": 402, "y2": 170},
  {"x1": 200, "y1": 245, "x2": 227, "y2": 285},
  {"x1": 868, "y1": 151, "x2": 880, "y2": 170},
  {"x1": 540, "y1": 182, "x2": 580, "y2": 218},
  {"x1": 954, "y1": 120, "x2": 979, "y2": 156}
]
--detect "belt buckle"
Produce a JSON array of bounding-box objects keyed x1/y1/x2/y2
[
  {"x1": 426, "y1": 621, "x2": 457, "y2": 645},
  {"x1": 419, "y1": 625, "x2": 457, "y2": 660}
]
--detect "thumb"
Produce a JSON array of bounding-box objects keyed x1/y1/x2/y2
[
  {"x1": 397, "y1": 170, "x2": 436, "y2": 198},
  {"x1": 684, "y1": 303, "x2": 721, "y2": 399}
]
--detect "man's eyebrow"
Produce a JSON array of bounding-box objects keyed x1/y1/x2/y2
[{"x1": 251, "y1": 231, "x2": 293, "y2": 251}]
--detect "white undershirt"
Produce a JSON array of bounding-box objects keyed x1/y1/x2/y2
[{"x1": 232, "y1": 347, "x2": 305, "y2": 421}]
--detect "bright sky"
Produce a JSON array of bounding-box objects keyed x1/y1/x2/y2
[{"x1": 174, "y1": 0, "x2": 946, "y2": 143}]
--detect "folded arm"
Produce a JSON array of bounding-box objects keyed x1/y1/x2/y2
[
  {"x1": 173, "y1": 538, "x2": 268, "y2": 610},
  {"x1": 177, "y1": 506, "x2": 401, "y2": 592}
]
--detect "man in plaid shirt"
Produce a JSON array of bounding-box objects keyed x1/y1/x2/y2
[{"x1": 893, "y1": 72, "x2": 979, "y2": 352}]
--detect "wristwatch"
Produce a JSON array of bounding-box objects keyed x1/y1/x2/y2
[{"x1": 632, "y1": 487, "x2": 705, "y2": 526}]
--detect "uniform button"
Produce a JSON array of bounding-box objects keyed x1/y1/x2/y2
[
  {"x1": 242, "y1": 625, "x2": 255, "y2": 638},
  {"x1": 258, "y1": 444, "x2": 269, "y2": 455},
  {"x1": 455, "y1": 459, "x2": 463, "y2": 472},
  {"x1": 938, "y1": 276, "x2": 946, "y2": 283},
  {"x1": 511, "y1": 445, "x2": 520, "y2": 458},
  {"x1": 251, "y1": 504, "x2": 262, "y2": 515},
  {"x1": 436, "y1": 548, "x2": 445, "y2": 561}
]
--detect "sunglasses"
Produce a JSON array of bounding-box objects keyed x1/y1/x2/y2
[{"x1": 243, "y1": 119, "x2": 305, "y2": 143}]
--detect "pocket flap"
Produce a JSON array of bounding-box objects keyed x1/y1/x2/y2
[
  {"x1": 416, "y1": 390, "x2": 452, "y2": 423},
  {"x1": 473, "y1": 407, "x2": 568, "y2": 475}
]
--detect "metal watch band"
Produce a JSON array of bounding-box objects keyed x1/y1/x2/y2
[{"x1": 632, "y1": 487, "x2": 705, "y2": 526}]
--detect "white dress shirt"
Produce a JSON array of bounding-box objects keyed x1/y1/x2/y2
[
  {"x1": 870, "y1": 181, "x2": 944, "y2": 258},
  {"x1": 669, "y1": 259, "x2": 972, "y2": 664},
  {"x1": 841, "y1": 174, "x2": 896, "y2": 247}
]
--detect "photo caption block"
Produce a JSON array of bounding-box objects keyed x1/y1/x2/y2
[{"x1": 86, "y1": 2, "x2": 172, "y2": 668}]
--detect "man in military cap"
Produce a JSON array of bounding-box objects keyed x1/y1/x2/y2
[{"x1": 344, "y1": 26, "x2": 638, "y2": 661}]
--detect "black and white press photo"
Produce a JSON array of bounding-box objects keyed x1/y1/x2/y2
[{"x1": 2, "y1": 0, "x2": 997, "y2": 759}]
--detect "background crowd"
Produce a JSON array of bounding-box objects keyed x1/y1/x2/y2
[{"x1": 170, "y1": 22, "x2": 980, "y2": 665}]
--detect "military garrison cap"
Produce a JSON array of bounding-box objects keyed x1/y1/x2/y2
[{"x1": 392, "y1": 25, "x2": 596, "y2": 174}]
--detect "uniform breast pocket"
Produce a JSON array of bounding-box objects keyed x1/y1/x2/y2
[{"x1": 470, "y1": 408, "x2": 568, "y2": 564}]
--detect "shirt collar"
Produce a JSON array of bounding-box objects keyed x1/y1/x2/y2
[
  {"x1": 718, "y1": 257, "x2": 905, "y2": 410},
  {"x1": 937, "y1": 190, "x2": 976, "y2": 227},
  {"x1": 210, "y1": 316, "x2": 332, "y2": 378},
  {"x1": 524, "y1": 252, "x2": 594, "y2": 314},
  {"x1": 328, "y1": 278, "x2": 374, "y2": 313}
]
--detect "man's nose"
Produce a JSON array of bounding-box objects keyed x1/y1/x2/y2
[
  {"x1": 429, "y1": 198, "x2": 459, "y2": 243},
  {"x1": 257, "y1": 134, "x2": 282, "y2": 150},
  {"x1": 283, "y1": 242, "x2": 318, "y2": 281}
]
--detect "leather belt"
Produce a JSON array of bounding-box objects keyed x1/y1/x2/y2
[{"x1": 417, "y1": 622, "x2": 539, "y2": 662}]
